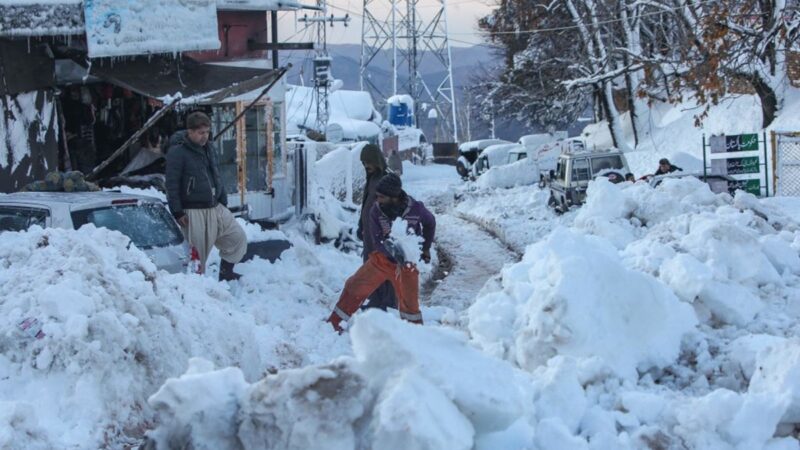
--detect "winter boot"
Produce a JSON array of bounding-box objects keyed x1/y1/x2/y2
[{"x1": 218, "y1": 259, "x2": 242, "y2": 282}]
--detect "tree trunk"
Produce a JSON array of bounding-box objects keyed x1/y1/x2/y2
[{"x1": 743, "y1": 73, "x2": 778, "y2": 128}]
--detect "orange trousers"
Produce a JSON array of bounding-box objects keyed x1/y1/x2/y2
[{"x1": 329, "y1": 251, "x2": 422, "y2": 331}]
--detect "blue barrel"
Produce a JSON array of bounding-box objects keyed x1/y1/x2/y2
[{"x1": 388, "y1": 102, "x2": 410, "y2": 126}]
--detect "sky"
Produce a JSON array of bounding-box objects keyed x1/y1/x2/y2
[{"x1": 278, "y1": 0, "x2": 495, "y2": 48}]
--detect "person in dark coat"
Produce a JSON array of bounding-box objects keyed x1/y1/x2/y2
[
  {"x1": 357, "y1": 144, "x2": 398, "y2": 310},
  {"x1": 165, "y1": 112, "x2": 247, "y2": 281},
  {"x1": 328, "y1": 173, "x2": 436, "y2": 333},
  {"x1": 654, "y1": 158, "x2": 682, "y2": 175}
]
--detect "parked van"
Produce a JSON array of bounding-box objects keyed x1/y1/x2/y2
[{"x1": 548, "y1": 149, "x2": 630, "y2": 212}]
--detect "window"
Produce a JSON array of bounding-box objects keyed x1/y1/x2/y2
[
  {"x1": 71, "y1": 203, "x2": 183, "y2": 249},
  {"x1": 590, "y1": 156, "x2": 624, "y2": 174},
  {"x1": 509, "y1": 153, "x2": 527, "y2": 164},
  {"x1": 0, "y1": 207, "x2": 48, "y2": 232},
  {"x1": 572, "y1": 158, "x2": 591, "y2": 181},
  {"x1": 556, "y1": 161, "x2": 567, "y2": 182}
]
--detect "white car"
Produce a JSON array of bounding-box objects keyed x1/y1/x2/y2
[
  {"x1": 472, "y1": 143, "x2": 525, "y2": 177},
  {"x1": 0, "y1": 191, "x2": 191, "y2": 273},
  {"x1": 456, "y1": 139, "x2": 511, "y2": 178}
]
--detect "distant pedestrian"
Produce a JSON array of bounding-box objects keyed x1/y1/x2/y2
[
  {"x1": 388, "y1": 149, "x2": 403, "y2": 175},
  {"x1": 358, "y1": 144, "x2": 398, "y2": 311},
  {"x1": 654, "y1": 158, "x2": 682, "y2": 176},
  {"x1": 328, "y1": 173, "x2": 436, "y2": 332},
  {"x1": 165, "y1": 111, "x2": 247, "y2": 281}
]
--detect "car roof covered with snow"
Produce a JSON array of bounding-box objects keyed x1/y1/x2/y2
[
  {"x1": 0, "y1": 191, "x2": 163, "y2": 208},
  {"x1": 458, "y1": 139, "x2": 511, "y2": 152}
]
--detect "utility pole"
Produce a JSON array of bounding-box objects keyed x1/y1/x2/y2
[{"x1": 298, "y1": 7, "x2": 350, "y2": 133}]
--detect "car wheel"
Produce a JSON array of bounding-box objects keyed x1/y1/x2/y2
[{"x1": 456, "y1": 160, "x2": 470, "y2": 179}]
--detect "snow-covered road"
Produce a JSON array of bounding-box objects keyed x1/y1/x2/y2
[{"x1": 424, "y1": 213, "x2": 516, "y2": 315}]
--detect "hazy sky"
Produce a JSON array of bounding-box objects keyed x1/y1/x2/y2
[{"x1": 278, "y1": 0, "x2": 495, "y2": 48}]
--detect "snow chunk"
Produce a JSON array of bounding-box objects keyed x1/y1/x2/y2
[
  {"x1": 351, "y1": 310, "x2": 526, "y2": 433},
  {"x1": 468, "y1": 228, "x2": 697, "y2": 381},
  {"x1": 238, "y1": 360, "x2": 370, "y2": 450},
  {"x1": 147, "y1": 359, "x2": 248, "y2": 450},
  {"x1": 748, "y1": 339, "x2": 800, "y2": 424},
  {"x1": 371, "y1": 368, "x2": 475, "y2": 450},
  {"x1": 476, "y1": 158, "x2": 539, "y2": 189}
]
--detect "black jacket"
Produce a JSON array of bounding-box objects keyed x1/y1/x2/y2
[
  {"x1": 654, "y1": 164, "x2": 682, "y2": 175},
  {"x1": 165, "y1": 130, "x2": 227, "y2": 218}
]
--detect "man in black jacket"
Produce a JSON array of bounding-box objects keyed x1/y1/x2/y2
[
  {"x1": 165, "y1": 112, "x2": 247, "y2": 281},
  {"x1": 654, "y1": 158, "x2": 683, "y2": 176}
]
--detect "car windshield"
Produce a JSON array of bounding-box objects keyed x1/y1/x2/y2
[
  {"x1": 71, "y1": 202, "x2": 183, "y2": 249},
  {"x1": 0, "y1": 207, "x2": 47, "y2": 232},
  {"x1": 590, "y1": 155, "x2": 624, "y2": 173}
]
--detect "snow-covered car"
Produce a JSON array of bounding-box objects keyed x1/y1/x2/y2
[
  {"x1": 0, "y1": 192, "x2": 191, "y2": 273},
  {"x1": 548, "y1": 149, "x2": 630, "y2": 212},
  {"x1": 456, "y1": 139, "x2": 511, "y2": 179},
  {"x1": 518, "y1": 132, "x2": 566, "y2": 152},
  {"x1": 648, "y1": 172, "x2": 738, "y2": 195},
  {"x1": 472, "y1": 143, "x2": 525, "y2": 177},
  {"x1": 503, "y1": 137, "x2": 588, "y2": 187}
]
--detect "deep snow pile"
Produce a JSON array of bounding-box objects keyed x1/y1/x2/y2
[
  {"x1": 0, "y1": 224, "x2": 360, "y2": 448},
  {"x1": 466, "y1": 177, "x2": 800, "y2": 448},
  {"x1": 476, "y1": 158, "x2": 539, "y2": 190},
  {"x1": 145, "y1": 310, "x2": 528, "y2": 450}
]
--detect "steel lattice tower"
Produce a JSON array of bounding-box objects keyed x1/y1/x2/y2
[{"x1": 359, "y1": 0, "x2": 458, "y2": 142}]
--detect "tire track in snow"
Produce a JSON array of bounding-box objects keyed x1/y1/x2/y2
[{"x1": 423, "y1": 213, "x2": 517, "y2": 314}]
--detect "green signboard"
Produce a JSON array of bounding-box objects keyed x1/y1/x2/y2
[
  {"x1": 725, "y1": 134, "x2": 759, "y2": 152},
  {"x1": 710, "y1": 133, "x2": 760, "y2": 153},
  {"x1": 725, "y1": 156, "x2": 760, "y2": 175},
  {"x1": 729, "y1": 179, "x2": 761, "y2": 195}
]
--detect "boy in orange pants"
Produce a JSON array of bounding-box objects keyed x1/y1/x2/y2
[{"x1": 328, "y1": 173, "x2": 436, "y2": 332}]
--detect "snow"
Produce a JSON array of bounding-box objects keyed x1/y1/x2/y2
[
  {"x1": 476, "y1": 157, "x2": 539, "y2": 189},
  {"x1": 286, "y1": 85, "x2": 380, "y2": 136},
  {"x1": 83, "y1": 0, "x2": 220, "y2": 58},
  {"x1": 0, "y1": 223, "x2": 359, "y2": 448},
  {"x1": 0, "y1": 91, "x2": 56, "y2": 172},
  {"x1": 7, "y1": 99, "x2": 800, "y2": 448}
]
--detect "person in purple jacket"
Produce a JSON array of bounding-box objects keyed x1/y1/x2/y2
[{"x1": 328, "y1": 173, "x2": 436, "y2": 332}]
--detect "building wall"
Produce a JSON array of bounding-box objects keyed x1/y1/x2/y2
[
  {"x1": 0, "y1": 89, "x2": 59, "y2": 193},
  {"x1": 187, "y1": 11, "x2": 269, "y2": 62}
]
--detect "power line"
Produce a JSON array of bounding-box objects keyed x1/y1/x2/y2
[{"x1": 329, "y1": 0, "x2": 719, "y2": 39}]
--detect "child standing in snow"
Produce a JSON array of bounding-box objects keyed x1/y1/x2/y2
[{"x1": 328, "y1": 173, "x2": 436, "y2": 332}]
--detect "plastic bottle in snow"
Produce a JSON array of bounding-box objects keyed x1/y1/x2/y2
[
  {"x1": 18, "y1": 317, "x2": 45, "y2": 340},
  {"x1": 188, "y1": 246, "x2": 202, "y2": 274}
]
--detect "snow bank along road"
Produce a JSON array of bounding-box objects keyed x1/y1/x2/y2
[{"x1": 7, "y1": 163, "x2": 800, "y2": 449}]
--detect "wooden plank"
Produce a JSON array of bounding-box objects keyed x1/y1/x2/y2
[
  {"x1": 236, "y1": 101, "x2": 247, "y2": 206},
  {"x1": 266, "y1": 98, "x2": 274, "y2": 191}
]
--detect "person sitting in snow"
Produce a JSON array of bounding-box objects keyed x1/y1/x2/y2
[
  {"x1": 654, "y1": 158, "x2": 682, "y2": 176},
  {"x1": 358, "y1": 144, "x2": 398, "y2": 311},
  {"x1": 328, "y1": 173, "x2": 436, "y2": 333}
]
